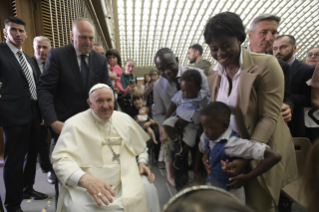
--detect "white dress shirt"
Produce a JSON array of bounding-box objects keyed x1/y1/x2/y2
[
  {"x1": 215, "y1": 49, "x2": 243, "y2": 133},
  {"x1": 198, "y1": 126, "x2": 269, "y2": 160},
  {"x1": 75, "y1": 48, "x2": 89, "y2": 72},
  {"x1": 35, "y1": 57, "x2": 45, "y2": 73}
]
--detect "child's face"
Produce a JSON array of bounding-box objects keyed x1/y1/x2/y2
[
  {"x1": 201, "y1": 115, "x2": 228, "y2": 141},
  {"x1": 180, "y1": 80, "x2": 200, "y2": 99},
  {"x1": 107, "y1": 55, "x2": 118, "y2": 66},
  {"x1": 139, "y1": 108, "x2": 147, "y2": 115},
  {"x1": 145, "y1": 75, "x2": 151, "y2": 82}
]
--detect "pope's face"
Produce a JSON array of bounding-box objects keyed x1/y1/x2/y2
[{"x1": 87, "y1": 88, "x2": 114, "y2": 120}]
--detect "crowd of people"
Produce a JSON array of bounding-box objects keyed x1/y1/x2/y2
[{"x1": 0, "y1": 10, "x2": 319, "y2": 212}]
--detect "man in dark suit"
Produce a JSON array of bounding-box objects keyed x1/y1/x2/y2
[
  {"x1": 37, "y1": 18, "x2": 112, "y2": 163},
  {"x1": 247, "y1": 14, "x2": 294, "y2": 123},
  {"x1": 0, "y1": 16, "x2": 48, "y2": 212},
  {"x1": 31, "y1": 36, "x2": 55, "y2": 184},
  {"x1": 273, "y1": 35, "x2": 314, "y2": 137}
]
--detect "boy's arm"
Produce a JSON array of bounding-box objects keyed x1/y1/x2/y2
[
  {"x1": 165, "y1": 102, "x2": 177, "y2": 120},
  {"x1": 226, "y1": 148, "x2": 281, "y2": 189}
]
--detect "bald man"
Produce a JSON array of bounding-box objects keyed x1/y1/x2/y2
[
  {"x1": 93, "y1": 43, "x2": 105, "y2": 55},
  {"x1": 38, "y1": 18, "x2": 113, "y2": 162}
]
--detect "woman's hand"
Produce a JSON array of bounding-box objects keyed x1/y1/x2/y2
[
  {"x1": 113, "y1": 85, "x2": 122, "y2": 94},
  {"x1": 221, "y1": 159, "x2": 250, "y2": 175},
  {"x1": 227, "y1": 174, "x2": 248, "y2": 189}
]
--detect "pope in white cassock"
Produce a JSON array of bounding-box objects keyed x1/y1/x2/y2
[{"x1": 51, "y1": 83, "x2": 160, "y2": 212}]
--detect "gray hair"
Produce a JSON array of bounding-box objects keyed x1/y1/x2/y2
[
  {"x1": 33, "y1": 36, "x2": 51, "y2": 48},
  {"x1": 72, "y1": 17, "x2": 93, "y2": 30},
  {"x1": 250, "y1": 14, "x2": 281, "y2": 31}
]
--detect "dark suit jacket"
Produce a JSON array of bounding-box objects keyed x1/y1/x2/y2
[
  {"x1": 277, "y1": 59, "x2": 294, "y2": 112},
  {"x1": 0, "y1": 41, "x2": 39, "y2": 127},
  {"x1": 288, "y1": 59, "x2": 314, "y2": 137},
  {"x1": 38, "y1": 44, "x2": 112, "y2": 125},
  {"x1": 31, "y1": 56, "x2": 42, "y2": 79}
]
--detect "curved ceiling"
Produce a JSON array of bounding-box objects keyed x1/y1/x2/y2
[{"x1": 110, "y1": 0, "x2": 319, "y2": 68}]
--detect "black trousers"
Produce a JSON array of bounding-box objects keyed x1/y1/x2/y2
[
  {"x1": 37, "y1": 125, "x2": 52, "y2": 173},
  {"x1": 2, "y1": 101, "x2": 40, "y2": 211},
  {"x1": 48, "y1": 129, "x2": 60, "y2": 160}
]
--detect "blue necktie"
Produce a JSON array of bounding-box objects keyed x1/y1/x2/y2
[{"x1": 80, "y1": 55, "x2": 88, "y2": 89}]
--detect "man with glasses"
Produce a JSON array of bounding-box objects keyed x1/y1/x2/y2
[{"x1": 273, "y1": 35, "x2": 314, "y2": 138}]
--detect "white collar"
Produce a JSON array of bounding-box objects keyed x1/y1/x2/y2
[
  {"x1": 205, "y1": 126, "x2": 233, "y2": 143},
  {"x1": 6, "y1": 40, "x2": 22, "y2": 54},
  {"x1": 75, "y1": 47, "x2": 90, "y2": 57},
  {"x1": 34, "y1": 56, "x2": 44, "y2": 64},
  {"x1": 91, "y1": 109, "x2": 112, "y2": 125}
]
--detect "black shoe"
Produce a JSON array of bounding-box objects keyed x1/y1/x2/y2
[
  {"x1": 47, "y1": 171, "x2": 56, "y2": 184},
  {"x1": 23, "y1": 190, "x2": 48, "y2": 200},
  {"x1": 278, "y1": 193, "x2": 293, "y2": 212},
  {"x1": 173, "y1": 153, "x2": 184, "y2": 170},
  {"x1": 7, "y1": 209, "x2": 23, "y2": 212}
]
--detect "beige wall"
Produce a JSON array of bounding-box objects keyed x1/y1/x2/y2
[{"x1": 133, "y1": 67, "x2": 157, "y2": 77}]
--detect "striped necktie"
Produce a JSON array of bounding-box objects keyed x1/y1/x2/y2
[{"x1": 17, "y1": 51, "x2": 37, "y2": 100}]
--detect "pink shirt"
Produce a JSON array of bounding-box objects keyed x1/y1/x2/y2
[{"x1": 110, "y1": 64, "x2": 125, "y2": 91}]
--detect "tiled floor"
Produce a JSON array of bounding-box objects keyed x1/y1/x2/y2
[{"x1": 0, "y1": 164, "x2": 307, "y2": 212}]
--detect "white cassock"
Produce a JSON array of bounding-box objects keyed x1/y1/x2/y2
[{"x1": 52, "y1": 109, "x2": 160, "y2": 212}]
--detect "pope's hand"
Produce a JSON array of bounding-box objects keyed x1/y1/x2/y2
[
  {"x1": 139, "y1": 162, "x2": 155, "y2": 183},
  {"x1": 50, "y1": 121, "x2": 64, "y2": 134},
  {"x1": 78, "y1": 174, "x2": 116, "y2": 206}
]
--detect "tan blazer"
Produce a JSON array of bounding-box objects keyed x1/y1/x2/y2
[{"x1": 207, "y1": 48, "x2": 298, "y2": 204}]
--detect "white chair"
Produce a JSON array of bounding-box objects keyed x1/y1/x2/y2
[{"x1": 281, "y1": 137, "x2": 312, "y2": 208}]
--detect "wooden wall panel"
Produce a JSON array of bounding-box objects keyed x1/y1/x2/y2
[{"x1": 0, "y1": 0, "x2": 14, "y2": 42}]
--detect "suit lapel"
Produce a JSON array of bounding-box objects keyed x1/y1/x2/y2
[
  {"x1": 290, "y1": 59, "x2": 299, "y2": 79},
  {"x1": 87, "y1": 51, "x2": 96, "y2": 93},
  {"x1": 235, "y1": 48, "x2": 257, "y2": 137},
  {"x1": 207, "y1": 71, "x2": 220, "y2": 101},
  {"x1": 67, "y1": 44, "x2": 86, "y2": 93},
  {"x1": 1, "y1": 42, "x2": 27, "y2": 80},
  {"x1": 32, "y1": 56, "x2": 41, "y2": 80}
]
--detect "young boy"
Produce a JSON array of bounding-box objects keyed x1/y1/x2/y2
[
  {"x1": 163, "y1": 70, "x2": 211, "y2": 169},
  {"x1": 199, "y1": 102, "x2": 281, "y2": 204}
]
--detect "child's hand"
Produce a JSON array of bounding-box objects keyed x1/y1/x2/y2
[
  {"x1": 226, "y1": 174, "x2": 248, "y2": 189},
  {"x1": 202, "y1": 152, "x2": 211, "y2": 174}
]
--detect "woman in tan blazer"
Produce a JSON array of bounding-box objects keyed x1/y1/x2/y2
[{"x1": 203, "y1": 12, "x2": 297, "y2": 212}]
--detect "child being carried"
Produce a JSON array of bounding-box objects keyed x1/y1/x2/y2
[{"x1": 163, "y1": 70, "x2": 211, "y2": 169}]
